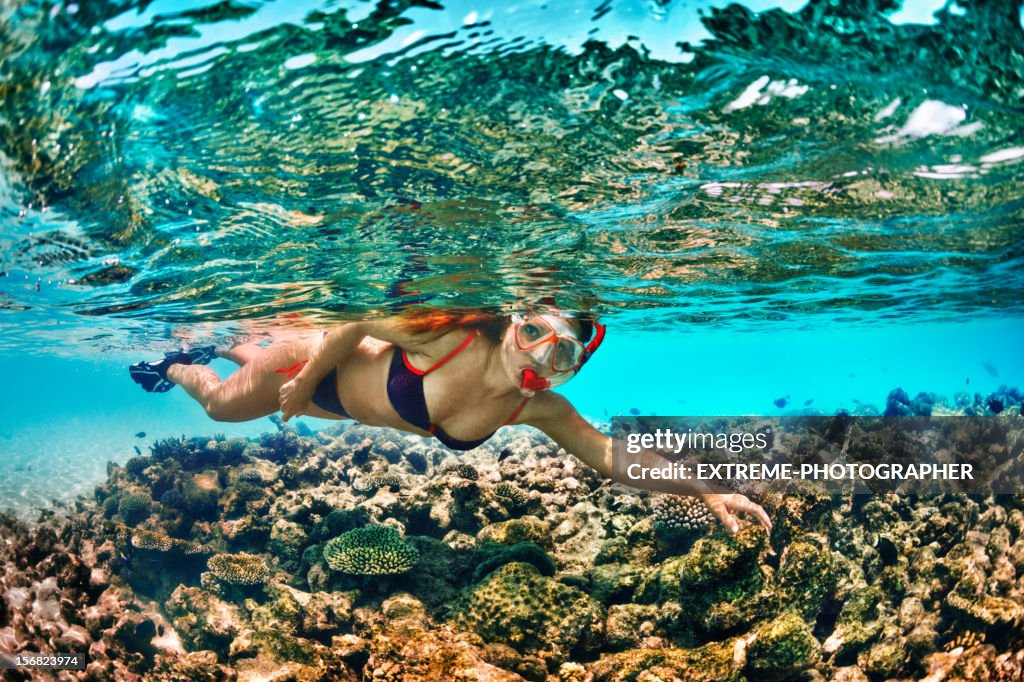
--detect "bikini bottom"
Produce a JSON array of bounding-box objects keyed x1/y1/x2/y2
[{"x1": 275, "y1": 362, "x2": 349, "y2": 418}]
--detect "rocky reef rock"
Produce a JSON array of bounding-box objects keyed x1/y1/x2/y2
[
  {"x1": 451, "y1": 561, "x2": 605, "y2": 669},
  {"x1": 4, "y1": 405, "x2": 1024, "y2": 681},
  {"x1": 588, "y1": 640, "x2": 742, "y2": 682}
]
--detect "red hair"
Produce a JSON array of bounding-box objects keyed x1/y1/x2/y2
[{"x1": 397, "y1": 309, "x2": 510, "y2": 342}]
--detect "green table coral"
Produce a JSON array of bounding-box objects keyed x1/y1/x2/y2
[{"x1": 322, "y1": 526, "x2": 419, "y2": 575}]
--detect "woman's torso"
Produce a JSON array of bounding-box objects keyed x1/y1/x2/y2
[{"x1": 329, "y1": 331, "x2": 528, "y2": 444}]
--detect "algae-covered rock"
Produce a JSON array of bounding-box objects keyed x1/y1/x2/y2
[
  {"x1": 165, "y1": 585, "x2": 247, "y2": 654},
  {"x1": 478, "y1": 515, "x2": 552, "y2": 549},
  {"x1": 677, "y1": 526, "x2": 766, "y2": 589},
  {"x1": 301, "y1": 590, "x2": 356, "y2": 638},
  {"x1": 367, "y1": 594, "x2": 522, "y2": 681},
  {"x1": 183, "y1": 470, "x2": 221, "y2": 520},
  {"x1": 777, "y1": 539, "x2": 836, "y2": 620},
  {"x1": 269, "y1": 518, "x2": 308, "y2": 572},
  {"x1": 767, "y1": 493, "x2": 833, "y2": 554},
  {"x1": 588, "y1": 641, "x2": 740, "y2": 682},
  {"x1": 859, "y1": 637, "x2": 909, "y2": 679},
  {"x1": 638, "y1": 527, "x2": 769, "y2": 634},
  {"x1": 451, "y1": 561, "x2": 604, "y2": 667},
  {"x1": 472, "y1": 541, "x2": 555, "y2": 582},
  {"x1": 822, "y1": 584, "x2": 884, "y2": 659},
  {"x1": 603, "y1": 603, "x2": 677, "y2": 651},
  {"x1": 323, "y1": 525, "x2": 419, "y2": 575},
  {"x1": 746, "y1": 611, "x2": 821, "y2": 680},
  {"x1": 584, "y1": 563, "x2": 643, "y2": 606},
  {"x1": 251, "y1": 586, "x2": 303, "y2": 634},
  {"x1": 398, "y1": 535, "x2": 475, "y2": 609}
]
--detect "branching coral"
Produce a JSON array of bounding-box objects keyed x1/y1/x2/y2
[
  {"x1": 322, "y1": 526, "x2": 419, "y2": 575},
  {"x1": 352, "y1": 472, "x2": 402, "y2": 494},
  {"x1": 236, "y1": 469, "x2": 265, "y2": 484},
  {"x1": 442, "y1": 463, "x2": 479, "y2": 480},
  {"x1": 494, "y1": 482, "x2": 528, "y2": 508},
  {"x1": 124, "y1": 456, "x2": 151, "y2": 480},
  {"x1": 650, "y1": 495, "x2": 713, "y2": 533},
  {"x1": 207, "y1": 552, "x2": 270, "y2": 585},
  {"x1": 117, "y1": 493, "x2": 152, "y2": 525}
]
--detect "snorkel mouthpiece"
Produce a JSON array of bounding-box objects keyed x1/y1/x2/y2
[{"x1": 520, "y1": 368, "x2": 550, "y2": 391}]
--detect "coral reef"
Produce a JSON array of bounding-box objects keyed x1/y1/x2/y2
[
  {"x1": 450, "y1": 561, "x2": 604, "y2": 667},
  {"x1": 322, "y1": 526, "x2": 419, "y2": 575},
  {"x1": 116, "y1": 492, "x2": 152, "y2": 525},
  {"x1": 2, "y1": 405, "x2": 1023, "y2": 680},
  {"x1": 443, "y1": 462, "x2": 480, "y2": 480},
  {"x1": 650, "y1": 494, "x2": 714, "y2": 533},
  {"x1": 207, "y1": 552, "x2": 270, "y2": 586},
  {"x1": 352, "y1": 471, "x2": 402, "y2": 494},
  {"x1": 494, "y1": 481, "x2": 529, "y2": 510}
]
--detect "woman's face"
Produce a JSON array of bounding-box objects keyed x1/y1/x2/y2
[{"x1": 501, "y1": 314, "x2": 585, "y2": 396}]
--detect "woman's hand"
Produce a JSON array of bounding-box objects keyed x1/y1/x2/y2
[
  {"x1": 700, "y1": 493, "x2": 772, "y2": 535},
  {"x1": 279, "y1": 375, "x2": 316, "y2": 422}
]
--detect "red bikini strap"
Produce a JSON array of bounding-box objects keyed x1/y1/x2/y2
[
  {"x1": 275, "y1": 360, "x2": 308, "y2": 379},
  {"x1": 504, "y1": 397, "x2": 531, "y2": 425},
  {"x1": 402, "y1": 329, "x2": 478, "y2": 376}
]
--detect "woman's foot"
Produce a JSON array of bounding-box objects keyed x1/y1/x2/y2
[
  {"x1": 129, "y1": 352, "x2": 194, "y2": 392},
  {"x1": 167, "y1": 345, "x2": 218, "y2": 365}
]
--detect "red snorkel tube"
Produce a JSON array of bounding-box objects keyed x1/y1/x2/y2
[{"x1": 581, "y1": 322, "x2": 606, "y2": 365}]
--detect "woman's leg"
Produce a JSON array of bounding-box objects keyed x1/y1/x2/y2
[
  {"x1": 217, "y1": 343, "x2": 264, "y2": 367},
  {"x1": 167, "y1": 340, "x2": 311, "y2": 422}
]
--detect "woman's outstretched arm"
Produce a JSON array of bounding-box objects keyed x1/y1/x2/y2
[{"x1": 523, "y1": 392, "x2": 772, "y2": 534}]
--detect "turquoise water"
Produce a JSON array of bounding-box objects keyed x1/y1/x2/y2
[{"x1": 1, "y1": 0, "x2": 1023, "y2": 513}]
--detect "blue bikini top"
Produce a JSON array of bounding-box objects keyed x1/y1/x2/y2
[{"x1": 386, "y1": 330, "x2": 529, "y2": 450}]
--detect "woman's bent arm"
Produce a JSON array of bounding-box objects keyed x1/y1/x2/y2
[
  {"x1": 524, "y1": 392, "x2": 772, "y2": 534},
  {"x1": 279, "y1": 317, "x2": 440, "y2": 420},
  {"x1": 279, "y1": 322, "x2": 370, "y2": 420}
]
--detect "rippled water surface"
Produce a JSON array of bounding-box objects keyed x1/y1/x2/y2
[{"x1": 1, "y1": 0, "x2": 1022, "y2": 352}]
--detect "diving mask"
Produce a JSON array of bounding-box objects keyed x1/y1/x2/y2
[{"x1": 512, "y1": 314, "x2": 606, "y2": 391}]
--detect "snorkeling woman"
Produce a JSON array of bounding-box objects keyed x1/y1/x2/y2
[{"x1": 130, "y1": 310, "x2": 771, "y2": 535}]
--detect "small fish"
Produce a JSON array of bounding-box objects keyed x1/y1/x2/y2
[
  {"x1": 629, "y1": 407, "x2": 640, "y2": 415},
  {"x1": 966, "y1": 377, "x2": 970, "y2": 385},
  {"x1": 852, "y1": 399, "x2": 861, "y2": 404},
  {"x1": 982, "y1": 362, "x2": 998, "y2": 377},
  {"x1": 804, "y1": 399, "x2": 814, "y2": 406},
  {"x1": 134, "y1": 446, "x2": 142, "y2": 456},
  {"x1": 774, "y1": 397, "x2": 788, "y2": 408},
  {"x1": 135, "y1": 431, "x2": 146, "y2": 438},
  {"x1": 874, "y1": 535, "x2": 898, "y2": 566}
]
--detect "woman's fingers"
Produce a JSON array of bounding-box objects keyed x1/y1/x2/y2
[
  {"x1": 729, "y1": 495, "x2": 772, "y2": 534},
  {"x1": 704, "y1": 495, "x2": 740, "y2": 533},
  {"x1": 279, "y1": 381, "x2": 300, "y2": 421},
  {"x1": 703, "y1": 493, "x2": 772, "y2": 535}
]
